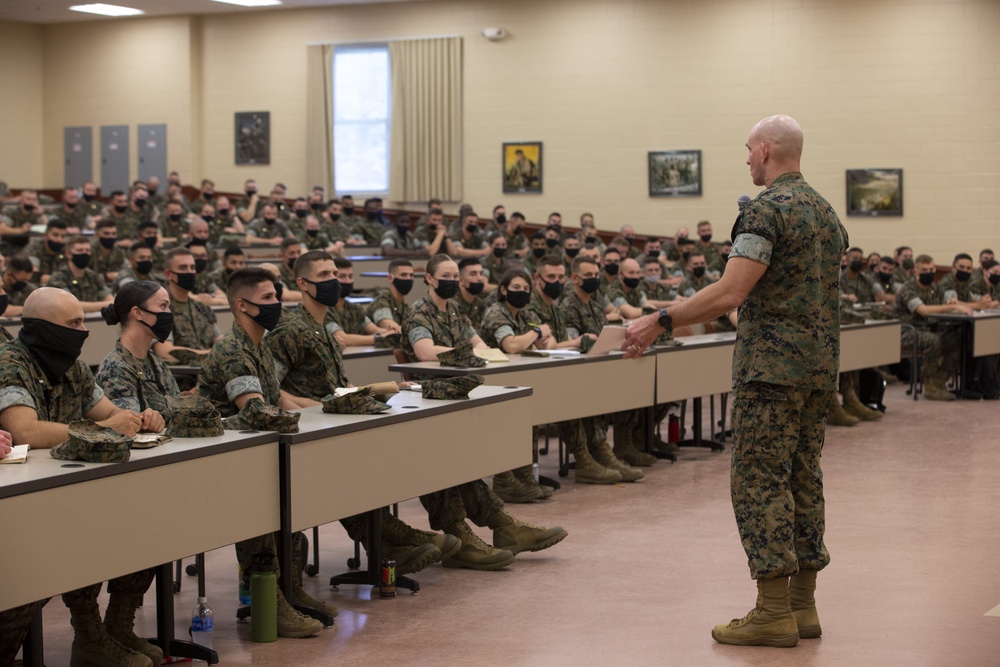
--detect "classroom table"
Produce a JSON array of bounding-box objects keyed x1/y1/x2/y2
[
  {"x1": 925, "y1": 310, "x2": 1000, "y2": 396},
  {"x1": 342, "y1": 346, "x2": 396, "y2": 384},
  {"x1": 0, "y1": 430, "x2": 280, "y2": 665},
  {"x1": 277, "y1": 385, "x2": 533, "y2": 596}
]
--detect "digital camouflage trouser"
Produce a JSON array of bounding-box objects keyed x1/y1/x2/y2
[
  {"x1": 730, "y1": 382, "x2": 832, "y2": 580},
  {"x1": 420, "y1": 480, "x2": 504, "y2": 531}
]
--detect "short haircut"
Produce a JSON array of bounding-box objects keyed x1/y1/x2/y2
[
  {"x1": 138, "y1": 220, "x2": 159, "y2": 233},
  {"x1": 697, "y1": 220, "x2": 712, "y2": 228},
  {"x1": 333, "y1": 257, "x2": 353, "y2": 270},
  {"x1": 68, "y1": 235, "x2": 90, "y2": 248},
  {"x1": 9, "y1": 256, "x2": 33, "y2": 273},
  {"x1": 388, "y1": 258, "x2": 413, "y2": 273},
  {"x1": 223, "y1": 245, "x2": 245, "y2": 258},
  {"x1": 980, "y1": 248, "x2": 995, "y2": 258},
  {"x1": 535, "y1": 255, "x2": 564, "y2": 271},
  {"x1": 110, "y1": 190, "x2": 125, "y2": 199},
  {"x1": 293, "y1": 250, "x2": 334, "y2": 279},
  {"x1": 458, "y1": 258, "x2": 482, "y2": 271},
  {"x1": 643, "y1": 256, "x2": 663, "y2": 267},
  {"x1": 128, "y1": 243, "x2": 151, "y2": 257},
  {"x1": 609, "y1": 235, "x2": 627, "y2": 247},
  {"x1": 603, "y1": 248, "x2": 622, "y2": 260},
  {"x1": 429, "y1": 198, "x2": 442, "y2": 207},
  {"x1": 428, "y1": 208, "x2": 444, "y2": 217},
  {"x1": 847, "y1": 247, "x2": 864, "y2": 255},
  {"x1": 531, "y1": 231, "x2": 546, "y2": 241},
  {"x1": 915, "y1": 254, "x2": 934, "y2": 265},
  {"x1": 982, "y1": 259, "x2": 998, "y2": 270},
  {"x1": 280, "y1": 237, "x2": 301, "y2": 252},
  {"x1": 895, "y1": 245, "x2": 912, "y2": 256},
  {"x1": 510, "y1": 212, "x2": 525, "y2": 221},
  {"x1": 878, "y1": 256, "x2": 895, "y2": 266},
  {"x1": 226, "y1": 267, "x2": 276, "y2": 302},
  {"x1": 492, "y1": 204, "x2": 504, "y2": 214},
  {"x1": 571, "y1": 255, "x2": 599, "y2": 275},
  {"x1": 95, "y1": 218, "x2": 117, "y2": 232},
  {"x1": 548, "y1": 212, "x2": 562, "y2": 220},
  {"x1": 953, "y1": 253, "x2": 973, "y2": 265},
  {"x1": 46, "y1": 220, "x2": 68, "y2": 232},
  {"x1": 165, "y1": 247, "x2": 193, "y2": 265}
]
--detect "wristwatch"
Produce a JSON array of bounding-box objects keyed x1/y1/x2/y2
[
  {"x1": 657, "y1": 308, "x2": 673, "y2": 334},
  {"x1": 530, "y1": 326, "x2": 543, "y2": 338}
]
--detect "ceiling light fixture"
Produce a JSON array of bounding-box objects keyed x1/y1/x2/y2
[
  {"x1": 68, "y1": 3, "x2": 145, "y2": 17},
  {"x1": 209, "y1": 0, "x2": 284, "y2": 7}
]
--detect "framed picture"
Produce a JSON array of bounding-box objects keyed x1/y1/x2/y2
[
  {"x1": 845, "y1": 169, "x2": 903, "y2": 216},
  {"x1": 235, "y1": 111, "x2": 270, "y2": 165},
  {"x1": 648, "y1": 150, "x2": 702, "y2": 197},
  {"x1": 503, "y1": 142, "x2": 542, "y2": 193}
]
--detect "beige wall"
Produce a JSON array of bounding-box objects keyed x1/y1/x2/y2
[
  {"x1": 0, "y1": 20, "x2": 44, "y2": 188},
  {"x1": 14, "y1": 0, "x2": 1000, "y2": 260}
]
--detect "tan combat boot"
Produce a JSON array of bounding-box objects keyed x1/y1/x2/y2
[
  {"x1": 442, "y1": 520, "x2": 516, "y2": 570},
  {"x1": 826, "y1": 400, "x2": 859, "y2": 426},
  {"x1": 383, "y1": 512, "x2": 462, "y2": 561},
  {"x1": 69, "y1": 597, "x2": 152, "y2": 667},
  {"x1": 924, "y1": 371, "x2": 956, "y2": 401},
  {"x1": 513, "y1": 464, "x2": 553, "y2": 499},
  {"x1": 711, "y1": 577, "x2": 799, "y2": 648},
  {"x1": 489, "y1": 509, "x2": 568, "y2": 556},
  {"x1": 572, "y1": 443, "x2": 622, "y2": 484},
  {"x1": 289, "y1": 532, "x2": 339, "y2": 619},
  {"x1": 276, "y1": 585, "x2": 324, "y2": 638},
  {"x1": 790, "y1": 570, "x2": 821, "y2": 639},
  {"x1": 612, "y1": 425, "x2": 657, "y2": 467},
  {"x1": 103, "y1": 592, "x2": 164, "y2": 666},
  {"x1": 592, "y1": 440, "x2": 644, "y2": 482},
  {"x1": 842, "y1": 387, "x2": 883, "y2": 421},
  {"x1": 492, "y1": 470, "x2": 544, "y2": 503}
]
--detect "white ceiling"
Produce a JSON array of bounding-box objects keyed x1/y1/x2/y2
[{"x1": 0, "y1": 0, "x2": 427, "y2": 24}]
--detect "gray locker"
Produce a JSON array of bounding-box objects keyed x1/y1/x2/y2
[
  {"x1": 100, "y1": 125, "x2": 130, "y2": 194},
  {"x1": 64, "y1": 126, "x2": 93, "y2": 188},
  {"x1": 137, "y1": 123, "x2": 167, "y2": 185}
]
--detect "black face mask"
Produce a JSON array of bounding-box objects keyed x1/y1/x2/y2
[
  {"x1": 23, "y1": 204, "x2": 36, "y2": 212},
  {"x1": 66, "y1": 201, "x2": 78, "y2": 209},
  {"x1": 466, "y1": 224, "x2": 478, "y2": 233},
  {"x1": 433, "y1": 279, "x2": 460, "y2": 300},
  {"x1": 71, "y1": 254, "x2": 91, "y2": 270},
  {"x1": 0, "y1": 294, "x2": 8, "y2": 317},
  {"x1": 682, "y1": 252, "x2": 691, "y2": 262},
  {"x1": 918, "y1": 273, "x2": 935, "y2": 287},
  {"x1": 990, "y1": 274, "x2": 1000, "y2": 287},
  {"x1": 285, "y1": 258, "x2": 296, "y2": 271},
  {"x1": 330, "y1": 214, "x2": 342, "y2": 222},
  {"x1": 565, "y1": 247, "x2": 580, "y2": 259},
  {"x1": 295, "y1": 209, "x2": 308, "y2": 219},
  {"x1": 134, "y1": 198, "x2": 147, "y2": 208},
  {"x1": 955, "y1": 270, "x2": 971, "y2": 282},
  {"x1": 343, "y1": 206, "x2": 354, "y2": 216},
  {"x1": 869, "y1": 262, "x2": 879, "y2": 272},
  {"x1": 83, "y1": 194, "x2": 96, "y2": 202},
  {"x1": 722, "y1": 253, "x2": 731, "y2": 263},
  {"x1": 136, "y1": 260, "x2": 154, "y2": 276},
  {"x1": 541, "y1": 279, "x2": 562, "y2": 300},
  {"x1": 47, "y1": 239, "x2": 65, "y2": 254},
  {"x1": 99, "y1": 236, "x2": 117, "y2": 250},
  {"x1": 580, "y1": 277, "x2": 601, "y2": 294},
  {"x1": 303, "y1": 277, "x2": 341, "y2": 307},
  {"x1": 367, "y1": 211, "x2": 379, "y2": 221},
  {"x1": 692, "y1": 266, "x2": 707, "y2": 278},
  {"x1": 466, "y1": 281, "x2": 485, "y2": 296},
  {"x1": 138, "y1": 308, "x2": 174, "y2": 343},
  {"x1": 392, "y1": 277, "x2": 414, "y2": 296},
  {"x1": 200, "y1": 215, "x2": 214, "y2": 224},
  {"x1": 532, "y1": 247, "x2": 546, "y2": 259},
  {"x1": 143, "y1": 236, "x2": 158, "y2": 248},
  {"x1": 203, "y1": 192, "x2": 214, "y2": 200},
  {"x1": 623, "y1": 277, "x2": 641, "y2": 289},
  {"x1": 545, "y1": 238, "x2": 559, "y2": 248},
  {"x1": 244, "y1": 300, "x2": 282, "y2": 331},
  {"x1": 273, "y1": 281, "x2": 284, "y2": 301},
  {"x1": 339, "y1": 282, "x2": 354, "y2": 299},
  {"x1": 311, "y1": 202, "x2": 325, "y2": 211},
  {"x1": 646, "y1": 250, "x2": 660, "y2": 259},
  {"x1": 877, "y1": 271, "x2": 894, "y2": 284},
  {"x1": 849, "y1": 260, "x2": 864, "y2": 273},
  {"x1": 219, "y1": 208, "x2": 230, "y2": 217},
  {"x1": 172, "y1": 272, "x2": 196, "y2": 292},
  {"x1": 505, "y1": 290, "x2": 531, "y2": 309},
  {"x1": 169, "y1": 213, "x2": 182, "y2": 222},
  {"x1": 496, "y1": 214, "x2": 507, "y2": 225},
  {"x1": 264, "y1": 217, "x2": 277, "y2": 226},
  {"x1": 246, "y1": 190, "x2": 257, "y2": 198},
  {"x1": 396, "y1": 224, "x2": 409, "y2": 237},
  {"x1": 114, "y1": 204, "x2": 128, "y2": 214},
  {"x1": 9, "y1": 277, "x2": 27, "y2": 292},
  {"x1": 194, "y1": 258, "x2": 208, "y2": 273},
  {"x1": 624, "y1": 237, "x2": 634, "y2": 247},
  {"x1": 19, "y1": 318, "x2": 89, "y2": 385},
  {"x1": 902, "y1": 258, "x2": 915, "y2": 271},
  {"x1": 306, "y1": 229, "x2": 319, "y2": 238},
  {"x1": 585, "y1": 235, "x2": 598, "y2": 244},
  {"x1": 700, "y1": 234, "x2": 712, "y2": 243},
  {"x1": 493, "y1": 246, "x2": 507, "y2": 258},
  {"x1": 604, "y1": 263, "x2": 619, "y2": 276}
]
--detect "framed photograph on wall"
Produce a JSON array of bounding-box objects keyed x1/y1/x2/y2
[
  {"x1": 648, "y1": 149, "x2": 702, "y2": 197},
  {"x1": 845, "y1": 168, "x2": 903, "y2": 216},
  {"x1": 503, "y1": 142, "x2": 542, "y2": 193},
  {"x1": 235, "y1": 111, "x2": 270, "y2": 165}
]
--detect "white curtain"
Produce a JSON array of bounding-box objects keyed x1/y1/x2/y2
[{"x1": 305, "y1": 44, "x2": 334, "y2": 195}]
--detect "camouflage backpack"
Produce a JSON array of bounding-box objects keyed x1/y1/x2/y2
[
  {"x1": 437, "y1": 341, "x2": 486, "y2": 368},
  {"x1": 321, "y1": 387, "x2": 391, "y2": 415},
  {"x1": 223, "y1": 397, "x2": 300, "y2": 433},
  {"x1": 50, "y1": 420, "x2": 133, "y2": 464},
  {"x1": 421, "y1": 374, "x2": 486, "y2": 400},
  {"x1": 166, "y1": 394, "x2": 224, "y2": 438}
]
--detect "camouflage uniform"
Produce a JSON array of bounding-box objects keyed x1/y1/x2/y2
[
  {"x1": 561, "y1": 289, "x2": 608, "y2": 340},
  {"x1": 169, "y1": 296, "x2": 220, "y2": 352},
  {"x1": 246, "y1": 218, "x2": 292, "y2": 240},
  {"x1": 380, "y1": 227, "x2": 428, "y2": 254},
  {"x1": 96, "y1": 340, "x2": 181, "y2": 425},
  {"x1": 56, "y1": 205, "x2": 90, "y2": 230},
  {"x1": 116, "y1": 208, "x2": 145, "y2": 241},
  {"x1": 677, "y1": 272, "x2": 717, "y2": 298},
  {"x1": 194, "y1": 271, "x2": 221, "y2": 296},
  {"x1": 47, "y1": 267, "x2": 111, "y2": 302},
  {"x1": 838, "y1": 270, "x2": 885, "y2": 399},
  {"x1": 482, "y1": 253, "x2": 506, "y2": 284},
  {"x1": 23, "y1": 238, "x2": 67, "y2": 283},
  {"x1": 479, "y1": 301, "x2": 534, "y2": 350},
  {"x1": 113, "y1": 267, "x2": 163, "y2": 293},
  {"x1": 452, "y1": 233, "x2": 487, "y2": 255},
  {"x1": 266, "y1": 305, "x2": 350, "y2": 399},
  {"x1": 727, "y1": 171, "x2": 846, "y2": 580},
  {"x1": 90, "y1": 242, "x2": 127, "y2": 280},
  {"x1": 7, "y1": 282, "x2": 37, "y2": 308},
  {"x1": 79, "y1": 197, "x2": 104, "y2": 220},
  {"x1": 278, "y1": 262, "x2": 296, "y2": 290},
  {"x1": 694, "y1": 239, "x2": 724, "y2": 273},
  {"x1": 322, "y1": 218, "x2": 352, "y2": 242},
  {"x1": 158, "y1": 214, "x2": 187, "y2": 241},
  {"x1": 351, "y1": 218, "x2": 386, "y2": 245},
  {"x1": 367, "y1": 287, "x2": 410, "y2": 327},
  {"x1": 207, "y1": 267, "x2": 232, "y2": 292},
  {"x1": 937, "y1": 274, "x2": 981, "y2": 303},
  {"x1": 325, "y1": 301, "x2": 373, "y2": 337},
  {"x1": 398, "y1": 297, "x2": 504, "y2": 530},
  {"x1": 301, "y1": 230, "x2": 333, "y2": 250},
  {"x1": 451, "y1": 292, "x2": 489, "y2": 330},
  {"x1": 501, "y1": 227, "x2": 528, "y2": 257},
  {"x1": 0, "y1": 339, "x2": 154, "y2": 656},
  {"x1": 894, "y1": 278, "x2": 960, "y2": 375}
]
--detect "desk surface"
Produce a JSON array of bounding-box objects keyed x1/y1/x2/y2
[{"x1": 926, "y1": 310, "x2": 1000, "y2": 357}]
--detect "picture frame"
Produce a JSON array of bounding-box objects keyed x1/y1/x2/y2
[
  {"x1": 235, "y1": 111, "x2": 270, "y2": 165},
  {"x1": 648, "y1": 149, "x2": 702, "y2": 197},
  {"x1": 503, "y1": 142, "x2": 542, "y2": 193},
  {"x1": 845, "y1": 168, "x2": 903, "y2": 216}
]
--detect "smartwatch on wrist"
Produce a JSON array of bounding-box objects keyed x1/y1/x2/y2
[{"x1": 657, "y1": 308, "x2": 673, "y2": 334}]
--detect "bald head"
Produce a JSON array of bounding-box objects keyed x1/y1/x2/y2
[
  {"x1": 22, "y1": 287, "x2": 86, "y2": 329},
  {"x1": 746, "y1": 114, "x2": 804, "y2": 187}
]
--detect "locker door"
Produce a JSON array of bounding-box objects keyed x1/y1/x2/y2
[
  {"x1": 137, "y1": 123, "x2": 167, "y2": 185},
  {"x1": 100, "y1": 125, "x2": 130, "y2": 194},
  {"x1": 64, "y1": 126, "x2": 93, "y2": 188}
]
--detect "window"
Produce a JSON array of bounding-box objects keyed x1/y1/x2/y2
[{"x1": 333, "y1": 45, "x2": 390, "y2": 194}]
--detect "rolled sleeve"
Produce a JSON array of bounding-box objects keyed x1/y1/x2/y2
[
  {"x1": 84, "y1": 385, "x2": 104, "y2": 414},
  {"x1": 108, "y1": 395, "x2": 141, "y2": 413},
  {"x1": 0, "y1": 386, "x2": 37, "y2": 413},
  {"x1": 731, "y1": 233, "x2": 774, "y2": 266},
  {"x1": 372, "y1": 306, "x2": 393, "y2": 324},
  {"x1": 225, "y1": 375, "x2": 263, "y2": 402},
  {"x1": 494, "y1": 324, "x2": 515, "y2": 343},
  {"x1": 325, "y1": 320, "x2": 344, "y2": 336},
  {"x1": 906, "y1": 297, "x2": 925, "y2": 313},
  {"x1": 408, "y1": 325, "x2": 434, "y2": 347}
]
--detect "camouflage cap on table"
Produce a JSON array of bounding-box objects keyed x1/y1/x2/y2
[
  {"x1": 166, "y1": 394, "x2": 224, "y2": 437},
  {"x1": 50, "y1": 420, "x2": 133, "y2": 463},
  {"x1": 421, "y1": 374, "x2": 486, "y2": 400},
  {"x1": 373, "y1": 332, "x2": 402, "y2": 350},
  {"x1": 223, "y1": 397, "x2": 301, "y2": 433},
  {"x1": 321, "y1": 387, "x2": 391, "y2": 415},
  {"x1": 436, "y1": 341, "x2": 486, "y2": 368}
]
